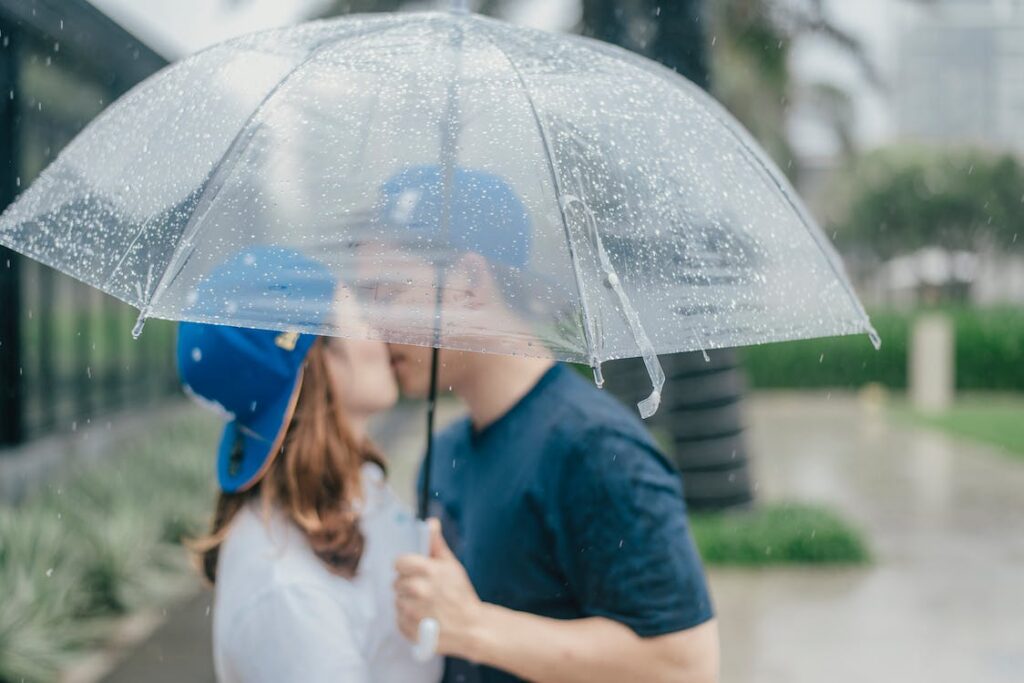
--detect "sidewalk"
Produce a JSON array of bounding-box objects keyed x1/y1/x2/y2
[
  {"x1": 713, "y1": 393, "x2": 1024, "y2": 683},
  {"x1": 101, "y1": 393, "x2": 1024, "y2": 682}
]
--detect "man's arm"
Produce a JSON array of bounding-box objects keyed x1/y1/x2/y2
[{"x1": 395, "y1": 520, "x2": 719, "y2": 683}]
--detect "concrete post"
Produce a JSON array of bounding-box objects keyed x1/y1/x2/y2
[{"x1": 909, "y1": 314, "x2": 955, "y2": 414}]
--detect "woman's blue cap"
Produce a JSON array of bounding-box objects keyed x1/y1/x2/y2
[{"x1": 175, "y1": 247, "x2": 336, "y2": 493}]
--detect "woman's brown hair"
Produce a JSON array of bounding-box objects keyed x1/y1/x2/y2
[{"x1": 190, "y1": 338, "x2": 386, "y2": 583}]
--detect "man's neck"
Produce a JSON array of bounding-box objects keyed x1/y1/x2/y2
[{"x1": 456, "y1": 355, "x2": 556, "y2": 431}]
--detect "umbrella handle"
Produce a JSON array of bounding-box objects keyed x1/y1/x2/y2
[
  {"x1": 411, "y1": 520, "x2": 440, "y2": 662},
  {"x1": 413, "y1": 618, "x2": 441, "y2": 662}
]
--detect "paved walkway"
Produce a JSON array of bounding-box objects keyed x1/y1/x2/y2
[
  {"x1": 101, "y1": 393, "x2": 1024, "y2": 682},
  {"x1": 713, "y1": 393, "x2": 1024, "y2": 683}
]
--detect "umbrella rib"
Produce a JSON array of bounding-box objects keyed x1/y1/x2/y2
[
  {"x1": 479, "y1": 30, "x2": 602, "y2": 370},
  {"x1": 135, "y1": 22, "x2": 399, "y2": 330}
]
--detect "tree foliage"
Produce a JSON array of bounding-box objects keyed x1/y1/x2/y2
[{"x1": 826, "y1": 146, "x2": 1024, "y2": 257}]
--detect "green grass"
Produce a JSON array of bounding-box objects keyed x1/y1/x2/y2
[
  {"x1": 0, "y1": 411, "x2": 218, "y2": 683},
  {"x1": 898, "y1": 394, "x2": 1024, "y2": 460},
  {"x1": 691, "y1": 503, "x2": 870, "y2": 566}
]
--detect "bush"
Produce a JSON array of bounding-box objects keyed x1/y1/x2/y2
[
  {"x1": 741, "y1": 307, "x2": 1024, "y2": 390},
  {"x1": 0, "y1": 410, "x2": 218, "y2": 683},
  {"x1": 691, "y1": 502, "x2": 870, "y2": 566}
]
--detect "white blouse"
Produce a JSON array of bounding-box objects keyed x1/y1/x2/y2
[{"x1": 212, "y1": 463, "x2": 442, "y2": 683}]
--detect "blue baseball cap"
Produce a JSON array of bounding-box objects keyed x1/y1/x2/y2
[
  {"x1": 379, "y1": 165, "x2": 532, "y2": 268},
  {"x1": 176, "y1": 247, "x2": 336, "y2": 493}
]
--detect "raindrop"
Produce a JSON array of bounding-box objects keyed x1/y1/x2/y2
[
  {"x1": 46, "y1": 568, "x2": 53, "y2": 578},
  {"x1": 818, "y1": 353, "x2": 825, "y2": 364},
  {"x1": 192, "y1": 348, "x2": 203, "y2": 363},
  {"x1": 14, "y1": 176, "x2": 19, "y2": 187}
]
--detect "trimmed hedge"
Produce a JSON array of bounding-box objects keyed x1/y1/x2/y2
[{"x1": 741, "y1": 307, "x2": 1024, "y2": 390}]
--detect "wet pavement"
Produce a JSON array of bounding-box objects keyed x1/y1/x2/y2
[
  {"x1": 100, "y1": 392, "x2": 1024, "y2": 682},
  {"x1": 713, "y1": 392, "x2": 1024, "y2": 683}
]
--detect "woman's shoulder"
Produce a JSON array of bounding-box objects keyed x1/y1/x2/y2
[
  {"x1": 217, "y1": 504, "x2": 351, "y2": 600},
  {"x1": 215, "y1": 506, "x2": 368, "y2": 633}
]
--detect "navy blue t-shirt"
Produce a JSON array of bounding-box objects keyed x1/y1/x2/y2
[{"x1": 424, "y1": 364, "x2": 714, "y2": 683}]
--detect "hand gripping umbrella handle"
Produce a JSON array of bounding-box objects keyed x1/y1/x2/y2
[{"x1": 412, "y1": 520, "x2": 439, "y2": 662}]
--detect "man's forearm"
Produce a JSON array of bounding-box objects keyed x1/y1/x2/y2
[{"x1": 456, "y1": 603, "x2": 718, "y2": 683}]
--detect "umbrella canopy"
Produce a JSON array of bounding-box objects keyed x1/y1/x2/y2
[{"x1": 0, "y1": 9, "x2": 877, "y2": 418}]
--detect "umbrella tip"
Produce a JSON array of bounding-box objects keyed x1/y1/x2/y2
[
  {"x1": 132, "y1": 315, "x2": 147, "y2": 339},
  {"x1": 868, "y1": 327, "x2": 882, "y2": 350}
]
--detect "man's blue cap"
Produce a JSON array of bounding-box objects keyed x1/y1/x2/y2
[
  {"x1": 176, "y1": 247, "x2": 336, "y2": 493},
  {"x1": 379, "y1": 165, "x2": 531, "y2": 268}
]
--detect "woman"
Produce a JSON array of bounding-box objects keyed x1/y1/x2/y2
[{"x1": 176, "y1": 247, "x2": 440, "y2": 682}]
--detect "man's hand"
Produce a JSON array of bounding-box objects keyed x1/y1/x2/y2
[
  {"x1": 395, "y1": 520, "x2": 719, "y2": 683},
  {"x1": 394, "y1": 518, "x2": 483, "y2": 659}
]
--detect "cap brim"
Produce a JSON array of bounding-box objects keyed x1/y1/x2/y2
[{"x1": 216, "y1": 371, "x2": 303, "y2": 494}]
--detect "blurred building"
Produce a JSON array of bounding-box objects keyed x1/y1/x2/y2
[
  {"x1": 0, "y1": 0, "x2": 170, "y2": 452},
  {"x1": 894, "y1": 0, "x2": 1024, "y2": 154}
]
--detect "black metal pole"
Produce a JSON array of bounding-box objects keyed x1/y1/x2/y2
[
  {"x1": 418, "y1": 9, "x2": 465, "y2": 520},
  {"x1": 0, "y1": 19, "x2": 23, "y2": 447},
  {"x1": 419, "y1": 346, "x2": 441, "y2": 520}
]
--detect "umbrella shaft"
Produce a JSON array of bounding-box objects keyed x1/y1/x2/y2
[{"x1": 419, "y1": 346, "x2": 441, "y2": 520}]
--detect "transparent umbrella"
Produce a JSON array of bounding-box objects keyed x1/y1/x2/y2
[{"x1": 0, "y1": 5, "x2": 877, "y2": 453}]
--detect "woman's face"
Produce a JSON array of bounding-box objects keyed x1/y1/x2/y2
[
  {"x1": 321, "y1": 288, "x2": 399, "y2": 416},
  {"x1": 323, "y1": 335, "x2": 399, "y2": 416}
]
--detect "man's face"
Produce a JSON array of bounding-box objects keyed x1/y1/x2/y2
[{"x1": 353, "y1": 238, "x2": 514, "y2": 399}]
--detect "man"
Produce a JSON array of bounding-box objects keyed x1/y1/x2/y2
[{"x1": 375, "y1": 166, "x2": 719, "y2": 683}]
